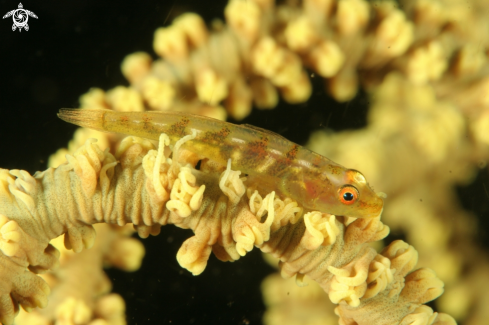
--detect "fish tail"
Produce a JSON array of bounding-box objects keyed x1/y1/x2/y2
[{"x1": 58, "y1": 108, "x2": 107, "y2": 132}]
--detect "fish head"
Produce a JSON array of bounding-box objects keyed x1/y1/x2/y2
[{"x1": 308, "y1": 168, "x2": 384, "y2": 219}]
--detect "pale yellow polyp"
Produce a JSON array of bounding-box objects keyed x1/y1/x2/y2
[
  {"x1": 363, "y1": 254, "x2": 394, "y2": 299},
  {"x1": 327, "y1": 250, "x2": 376, "y2": 307},
  {"x1": 307, "y1": 40, "x2": 345, "y2": 78},
  {"x1": 219, "y1": 159, "x2": 246, "y2": 204},
  {"x1": 142, "y1": 134, "x2": 171, "y2": 203},
  {"x1": 172, "y1": 13, "x2": 208, "y2": 48},
  {"x1": 398, "y1": 305, "x2": 437, "y2": 325},
  {"x1": 166, "y1": 200, "x2": 192, "y2": 218},
  {"x1": 251, "y1": 38, "x2": 287, "y2": 81},
  {"x1": 336, "y1": 0, "x2": 370, "y2": 35},
  {"x1": 106, "y1": 86, "x2": 145, "y2": 112},
  {"x1": 284, "y1": 15, "x2": 317, "y2": 52},
  {"x1": 63, "y1": 138, "x2": 107, "y2": 198},
  {"x1": 176, "y1": 236, "x2": 212, "y2": 276},
  {"x1": 249, "y1": 78, "x2": 278, "y2": 109},
  {"x1": 55, "y1": 297, "x2": 92, "y2": 325},
  {"x1": 167, "y1": 168, "x2": 206, "y2": 218},
  {"x1": 153, "y1": 25, "x2": 188, "y2": 61},
  {"x1": 402, "y1": 41, "x2": 447, "y2": 85},
  {"x1": 168, "y1": 172, "x2": 205, "y2": 218},
  {"x1": 141, "y1": 76, "x2": 175, "y2": 110},
  {"x1": 0, "y1": 215, "x2": 21, "y2": 257},
  {"x1": 121, "y1": 51, "x2": 152, "y2": 84},
  {"x1": 225, "y1": 0, "x2": 261, "y2": 42},
  {"x1": 196, "y1": 68, "x2": 229, "y2": 105},
  {"x1": 301, "y1": 211, "x2": 340, "y2": 250},
  {"x1": 189, "y1": 185, "x2": 206, "y2": 211},
  {"x1": 235, "y1": 190, "x2": 276, "y2": 256},
  {"x1": 78, "y1": 87, "x2": 107, "y2": 110},
  {"x1": 269, "y1": 197, "x2": 302, "y2": 231}
]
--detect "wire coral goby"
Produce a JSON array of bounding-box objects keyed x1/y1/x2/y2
[
  {"x1": 58, "y1": 108, "x2": 383, "y2": 219},
  {"x1": 0, "y1": 129, "x2": 452, "y2": 325}
]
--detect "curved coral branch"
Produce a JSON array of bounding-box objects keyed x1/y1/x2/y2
[{"x1": 0, "y1": 133, "x2": 455, "y2": 324}]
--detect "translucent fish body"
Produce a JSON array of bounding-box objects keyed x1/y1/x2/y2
[{"x1": 58, "y1": 109, "x2": 383, "y2": 218}]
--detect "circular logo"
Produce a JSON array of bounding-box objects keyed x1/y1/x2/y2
[{"x1": 13, "y1": 9, "x2": 28, "y2": 28}]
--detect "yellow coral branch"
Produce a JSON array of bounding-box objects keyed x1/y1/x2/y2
[{"x1": 0, "y1": 132, "x2": 455, "y2": 325}]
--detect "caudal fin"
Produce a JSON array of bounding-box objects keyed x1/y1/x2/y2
[{"x1": 58, "y1": 108, "x2": 107, "y2": 132}]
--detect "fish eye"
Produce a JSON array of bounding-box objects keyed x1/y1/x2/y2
[{"x1": 338, "y1": 185, "x2": 359, "y2": 205}]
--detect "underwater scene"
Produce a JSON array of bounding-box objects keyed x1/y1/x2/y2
[{"x1": 0, "y1": 0, "x2": 488, "y2": 324}]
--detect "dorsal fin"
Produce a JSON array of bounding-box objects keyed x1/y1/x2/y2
[{"x1": 241, "y1": 124, "x2": 290, "y2": 141}]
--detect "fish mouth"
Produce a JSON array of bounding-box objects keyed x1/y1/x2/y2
[{"x1": 369, "y1": 202, "x2": 384, "y2": 219}]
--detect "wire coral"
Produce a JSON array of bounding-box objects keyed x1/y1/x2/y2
[
  {"x1": 79, "y1": 0, "x2": 411, "y2": 120},
  {"x1": 301, "y1": 0, "x2": 489, "y2": 323},
  {"x1": 0, "y1": 126, "x2": 454, "y2": 324},
  {"x1": 3, "y1": 0, "x2": 488, "y2": 323},
  {"x1": 13, "y1": 223, "x2": 141, "y2": 325}
]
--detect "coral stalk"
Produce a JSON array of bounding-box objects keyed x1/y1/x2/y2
[{"x1": 0, "y1": 132, "x2": 455, "y2": 324}]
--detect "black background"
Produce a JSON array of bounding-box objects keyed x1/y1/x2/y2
[{"x1": 0, "y1": 1, "x2": 488, "y2": 324}]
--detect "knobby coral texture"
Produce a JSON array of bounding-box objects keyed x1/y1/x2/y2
[
  {"x1": 0, "y1": 129, "x2": 452, "y2": 325},
  {"x1": 10, "y1": 223, "x2": 141, "y2": 325},
  {"x1": 1, "y1": 0, "x2": 489, "y2": 324}
]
